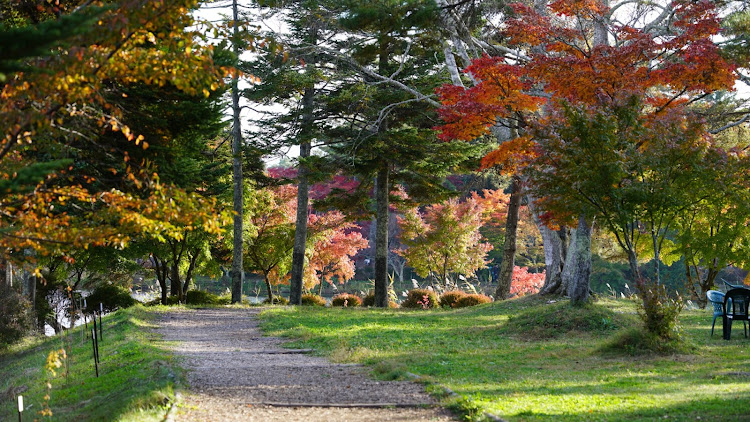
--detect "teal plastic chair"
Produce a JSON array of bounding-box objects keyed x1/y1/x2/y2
[{"x1": 707, "y1": 290, "x2": 725, "y2": 337}]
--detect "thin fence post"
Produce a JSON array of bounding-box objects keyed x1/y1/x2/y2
[
  {"x1": 91, "y1": 328, "x2": 98, "y2": 377},
  {"x1": 98, "y1": 303, "x2": 103, "y2": 341}
]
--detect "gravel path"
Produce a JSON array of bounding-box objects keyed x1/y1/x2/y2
[{"x1": 157, "y1": 308, "x2": 456, "y2": 421}]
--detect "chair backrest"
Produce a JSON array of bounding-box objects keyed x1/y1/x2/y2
[
  {"x1": 707, "y1": 290, "x2": 725, "y2": 314},
  {"x1": 724, "y1": 288, "x2": 750, "y2": 319}
]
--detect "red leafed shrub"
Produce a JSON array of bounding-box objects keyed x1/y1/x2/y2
[
  {"x1": 401, "y1": 289, "x2": 439, "y2": 309},
  {"x1": 439, "y1": 290, "x2": 468, "y2": 308},
  {"x1": 331, "y1": 293, "x2": 362, "y2": 307},
  {"x1": 455, "y1": 293, "x2": 492, "y2": 308},
  {"x1": 510, "y1": 266, "x2": 545, "y2": 297}
]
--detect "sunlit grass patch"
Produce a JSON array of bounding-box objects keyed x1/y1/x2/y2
[{"x1": 260, "y1": 296, "x2": 750, "y2": 421}]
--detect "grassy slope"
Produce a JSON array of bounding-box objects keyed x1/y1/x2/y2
[
  {"x1": 0, "y1": 305, "x2": 179, "y2": 421},
  {"x1": 259, "y1": 296, "x2": 750, "y2": 422}
]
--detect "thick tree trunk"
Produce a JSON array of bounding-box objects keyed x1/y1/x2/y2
[
  {"x1": 538, "y1": 226, "x2": 566, "y2": 295},
  {"x1": 230, "y1": 0, "x2": 244, "y2": 304},
  {"x1": 567, "y1": 216, "x2": 593, "y2": 305},
  {"x1": 374, "y1": 166, "x2": 390, "y2": 307},
  {"x1": 494, "y1": 176, "x2": 521, "y2": 299}
]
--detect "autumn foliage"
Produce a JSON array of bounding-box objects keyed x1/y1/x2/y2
[
  {"x1": 510, "y1": 266, "x2": 545, "y2": 297},
  {"x1": 0, "y1": 1, "x2": 229, "y2": 261},
  {"x1": 397, "y1": 189, "x2": 507, "y2": 286},
  {"x1": 436, "y1": 0, "x2": 736, "y2": 175}
]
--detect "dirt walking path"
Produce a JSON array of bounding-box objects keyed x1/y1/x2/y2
[{"x1": 157, "y1": 308, "x2": 456, "y2": 421}]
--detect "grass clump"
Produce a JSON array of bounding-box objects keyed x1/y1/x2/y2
[
  {"x1": 502, "y1": 296, "x2": 637, "y2": 339},
  {"x1": 301, "y1": 294, "x2": 327, "y2": 307},
  {"x1": 263, "y1": 295, "x2": 290, "y2": 305},
  {"x1": 331, "y1": 293, "x2": 362, "y2": 307},
  {"x1": 401, "y1": 288, "x2": 438, "y2": 309},
  {"x1": 455, "y1": 293, "x2": 492, "y2": 308},
  {"x1": 0, "y1": 305, "x2": 180, "y2": 421},
  {"x1": 600, "y1": 327, "x2": 693, "y2": 356}
]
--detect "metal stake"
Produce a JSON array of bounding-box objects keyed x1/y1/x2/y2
[{"x1": 91, "y1": 328, "x2": 98, "y2": 377}]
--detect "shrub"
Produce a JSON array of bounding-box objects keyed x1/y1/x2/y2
[
  {"x1": 455, "y1": 293, "x2": 492, "y2": 308},
  {"x1": 362, "y1": 292, "x2": 398, "y2": 308},
  {"x1": 439, "y1": 290, "x2": 468, "y2": 308},
  {"x1": 0, "y1": 286, "x2": 33, "y2": 348},
  {"x1": 263, "y1": 296, "x2": 289, "y2": 305},
  {"x1": 400, "y1": 289, "x2": 438, "y2": 309},
  {"x1": 301, "y1": 294, "x2": 326, "y2": 307},
  {"x1": 185, "y1": 290, "x2": 229, "y2": 305},
  {"x1": 85, "y1": 284, "x2": 137, "y2": 313},
  {"x1": 331, "y1": 293, "x2": 362, "y2": 307},
  {"x1": 636, "y1": 280, "x2": 684, "y2": 340}
]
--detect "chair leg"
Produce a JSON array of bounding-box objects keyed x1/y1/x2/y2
[
  {"x1": 723, "y1": 316, "x2": 731, "y2": 340},
  {"x1": 711, "y1": 316, "x2": 717, "y2": 337}
]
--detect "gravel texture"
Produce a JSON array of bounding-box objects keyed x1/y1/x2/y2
[{"x1": 157, "y1": 307, "x2": 456, "y2": 421}]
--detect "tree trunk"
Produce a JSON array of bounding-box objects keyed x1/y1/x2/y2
[
  {"x1": 265, "y1": 274, "x2": 274, "y2": 303},
  {"x1": 153, "y1": 255, "x2": 169, "y2": 305},
  {"x1": 652, "y1": 232, "x2": 661, "y2": 285},
  {"x1": 170, "y1": 261, "x2": 181, "y2": 299},
  {"x1": 182, "y1": 252, "x2": 199, "y2": 295},
  {"x1": 567, "y1": 216, "x2": 593, "y2": 305},
  {"x1": 538, "y1": 226, "x2": 566, "y2": 295},
  {"x1": 230, "y1": 0, "x2": 244, "y2": 304},
  {"x1": 289, "y1": 23, "x2": 319, "y2": 306},
  {"x1": 494, "y1": 176, "x2": 521, "y2": 299},
  {"x1": 0, "y1": 257, "x2": 8, "y2": 288},
  {"x1": 374, "y1": 166, "x2": 390, "y2": 307}
]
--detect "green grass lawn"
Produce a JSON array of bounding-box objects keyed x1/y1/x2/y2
[
  {"x1": 259, "y1": 296, "x2": 750, "y2": 421},
  {"x1": 0, "y1": 305, "x2": 179, "y2": 421}
]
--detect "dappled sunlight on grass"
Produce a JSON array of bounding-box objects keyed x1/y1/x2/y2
[{"x1": 260, "y1": 297, "x2": 750, "y2": 421}]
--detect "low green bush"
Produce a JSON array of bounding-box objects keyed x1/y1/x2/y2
[
  {"x1": 185, "y1": 289, "x2": 230, "y2": 305},
  {"x1": 301, "y1": 294, "x2": 326, "y2": 307},
  {"x1": 439, "y1": 290, "x2": 468, "y2": 308},
  {"x1": 331, "y1": 293, "x2": 362, "y2": 307},
  {"x1": 455, "y1": 293, "x2": 492, "y2": 308},
  {"x1": 636, "y1": 280, "x2": 684, "y2": 340},
  {"x1": 0, "y1": 285, "x2": 33, "y2": 348},
  {"x1": 85, "y1": 284, "x2": 137, "y2": 313},
  {"x1": 263, "y1": 296, "x2": 289, "y2": 305},
  {"x1": 401, "y1": 289, "x2": 438, "y2": 309}
]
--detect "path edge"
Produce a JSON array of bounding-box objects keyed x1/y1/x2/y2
[{"x1": 404, "y1": 372, "x2": 508, "y2": 422}]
